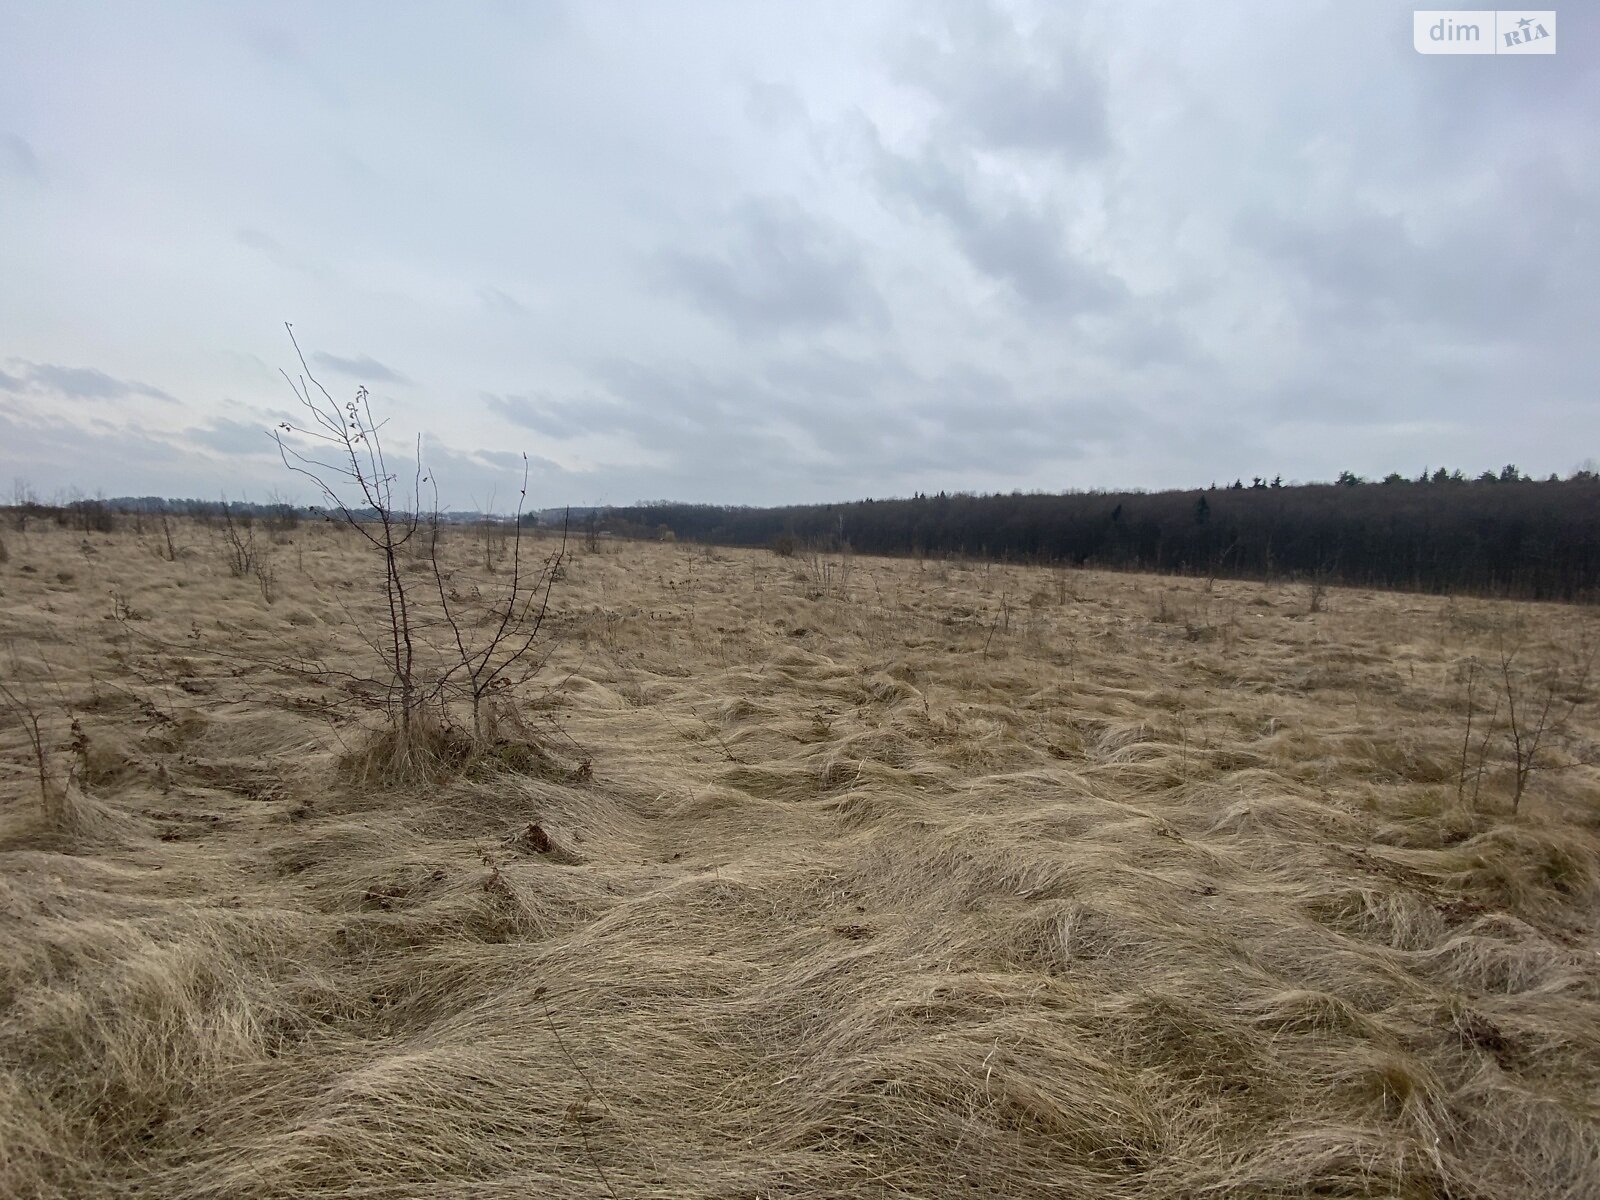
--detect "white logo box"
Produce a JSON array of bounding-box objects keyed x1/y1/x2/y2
[{"x1": 1414, "y1": 10, "x2": 1556, "y2": 54}]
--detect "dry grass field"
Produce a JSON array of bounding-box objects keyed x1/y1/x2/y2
[{"x1": 2, "y1": 518, "x2": 1598, "y2": 1199}]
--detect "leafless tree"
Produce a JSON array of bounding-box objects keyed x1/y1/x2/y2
[
  {"x1": 271, "y1": 323, "x2": 565, "y2": 765},
  {"x1": 1455, "y1": 656, "x2": 1501, "y2": 810},
  {"x1": 431, "y1": 462, "x2": 568, "y2": 741},
  {"x1": 1498, "y1": 632, "x2": 1595, "y2": 815},
  {"x1": 274, "y1": 324, "x2": 429, "y2": 734}
]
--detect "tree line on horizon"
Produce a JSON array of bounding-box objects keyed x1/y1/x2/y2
[
  {"x1": 11, "y1": 465, "x2": 1600, "y2": 601},
  {"x1": 606, "y1": 467, "x2": 1600, "y2": 602},
  {"x1": 6, "y1": 492, "x2": 520, "y2": 531}
]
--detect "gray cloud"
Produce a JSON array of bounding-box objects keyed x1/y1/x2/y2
[
  {"x1": 477, "y1": 285, "x2": 527, "y2": 316},
  {"x1": 848, "y1": 4, "x2": 1123, "y2": 315},
  {"x1": 484, "y1": 391, "x2": 626, "y2": 440},
  {"x1": 652, "y1": 196, "x2": 888, "y2": 338},
  {"x1": 184, "y1": 417, "x2": 277, "y2": 456},
  {"x1": 487, "y1": 348, "x2": 1127, "y2": 502},
  {"x1": 419, "y1": 439, "x2": 569, "y2": 511},
  {"x1": 894, "y1": 3, "x2": 1110, "y2": 162},
  {"x1": 245, "y1": 24, "x2": 299, "y2": 64},
  {"x1": 2, "y1": 133, "x2": 41, "y2": 179},
  {"x1": 1089, "y1": 313, "x2": 1204, "y2": 371},
  {"x1": 309, "y1": 352, "x2": 411, "y2": 386},
  {"x1": 476, "y1": 448, "x2": 539, "y2": 473},
  {"x1": 236, "y1": 226, "x2": 291, "y2": 260},
  {"x1": 0, "y1": 406, "x2": 217, "y2": 498},
  {"x1": 235, "y1": 227, "x2": 329, "y2": 278},
  {"x1": 1, "y1": 361, "x2": 176, "y2": 403},
  {"x1": 745, "y1": 81, "x2": 807, "y2": 133},
  {"x1": 870, "y1": 138, "x2": 1124, "y2": 312},
  {"x1": 1241, "y1": 156, "x2": 1597, "y2": 345}
]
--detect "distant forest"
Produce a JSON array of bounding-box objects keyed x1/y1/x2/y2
[
  {"x1": 607, "y1": 468, "x2": 1600, "y2": 603},
  {"x1": 13, "y1": 466, "x2": 1600, "y2": 602}
]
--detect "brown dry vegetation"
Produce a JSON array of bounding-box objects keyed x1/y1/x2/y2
[{"x1": 2, "y1": 518, "x2": 1599, "y2": 1199}]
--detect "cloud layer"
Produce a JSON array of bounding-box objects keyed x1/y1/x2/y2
[{"x1": 1, "y1": 1, "x2": 1594, "y2": 508}]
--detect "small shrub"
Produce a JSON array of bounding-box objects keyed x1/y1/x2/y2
[
  {"x1": 68, "y1": 499, "x2": 115, "y2": 533},
  {"x1": 271, "y1": 326, "x2": 567, "y2": 764},
  {"x1": 218, "y1": 502, "x2": 258, "y2": 578},
  {"x1": 254, "y1": 553, "x2": 278, "y2": 605},
  {"x1": 796, "y1": 541, "x2": 853, "y2": 599},
  {"x1": 771, "y1": 533, "x2": 797, "y2": 558}
]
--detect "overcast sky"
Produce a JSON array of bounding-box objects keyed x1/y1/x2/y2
[{"x1": 2, "y1": 1, "x2": 1595, "y2": 511}]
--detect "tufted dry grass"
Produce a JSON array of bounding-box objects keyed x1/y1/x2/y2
[{"x1": 2, "y1": 519, "x2": 1598, "y2": 1199}]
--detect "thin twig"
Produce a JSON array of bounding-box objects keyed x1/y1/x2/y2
[{"x1": 535, "y1": 987, "x2": 620, "y2": 1200}]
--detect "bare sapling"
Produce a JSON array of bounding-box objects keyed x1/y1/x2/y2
[
  {"x1": 158, "y1": 503, "x2": 178, "y2": 562},
  {"x1": 217, "y1": 499, "x2": 277, "y2": 603},
  {"x1": 1496, "y1": 630, "x2": 1595, "y2": 815},
  {"x1": 475, "y1": 487, "x2": 500, "y2": 572},
  {"x1": 11, "y1": 479, "x2": 38, "y2": 532},
  {"x1": 430, "y1": 462, "x2": 568, "y2": 743},
  {"x1": 0, "y1": 653, "x2": 85, "y2": 830},
  {"x1": 271, "y1": 323, "x2": 565, "y2": 778},
  {"x1": 0, "y1": 677, "x2": 52, "y2": 808},
  {"x1": 217, "y1": 499, "x2": 256, "y2": 577},
  {"x1": 1455, "y1": 656, "x2": 1501, "y2": 810},
  {"x1": 799, "y1": 540, "x2": 853, "y2": 600},
  {"x1": 273, "y1": 325, "x2": 429, "y2": 740}
]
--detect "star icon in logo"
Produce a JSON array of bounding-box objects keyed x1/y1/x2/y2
[{"x1": 1517, "y1": 16, "x2": 1533, "y2": 29}]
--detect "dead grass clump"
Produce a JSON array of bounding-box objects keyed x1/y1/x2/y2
[
  {"x1": 1243, "y1": 987, "x2": 1385, "y2": 1040},
  {"x1": 1199, "y1": 1121, "x2": 1449, "y2": 1197},
  {"x1": 1, "y1": 909, "x2": 318, "y2": 1176},
  {"x1": 1364, "y1": 732, "x2": 1457, "y2": 783},
  {"x1": 1327, "y1": 1049, "x2": 1452, "y2": 1143},
  {"x1": 1302, "y1": 884, "x2": 1448, "y2": 952},
  {"x1": 779, "y1": 1021, "x2": 1166, "y2": 1196},
  {"x1": 1004, "y1": 898, "x2": 1143, "y2": 975},
  {"x1": 836, "y1": 726, "x2": 919, "y2": 769},
  {"x1": 1371, "y1": 789, "x2": 1482, "y2": 850},
  {"x1": 716, "y1": 763, "x2": 821, "y2": 803},
  {"x1": 340, "y1": 712, "x2": 560, "y2": 790},
  {"x1": 1413, "y1": 917, "x2": 1583, "y2": 995},
  {"x1": 1446, "y1": 1072, "x2": 1600, "y2": 1200},
  {"x1": 1205, "y1": 785, "x2": 1366, "y2": 844},
  {"x1": 339, "y1": 715, "x2": 476, "y2": 788},
  {"x1": 854, "y1": 672, "x2": 918, "y2": 706},
  {"x1": 821, "y1": 784, "x2": 925, "y2": 831},
  {"x1": 1442, "y1": 821, "x2": 1600, "y2": 912},
  {"x1": 1101, "y1": 989, "x2": 1282, "y2": 1105},
  {"x1": 851, "y1": 819, "x2": 1086, "y2": 912}
]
